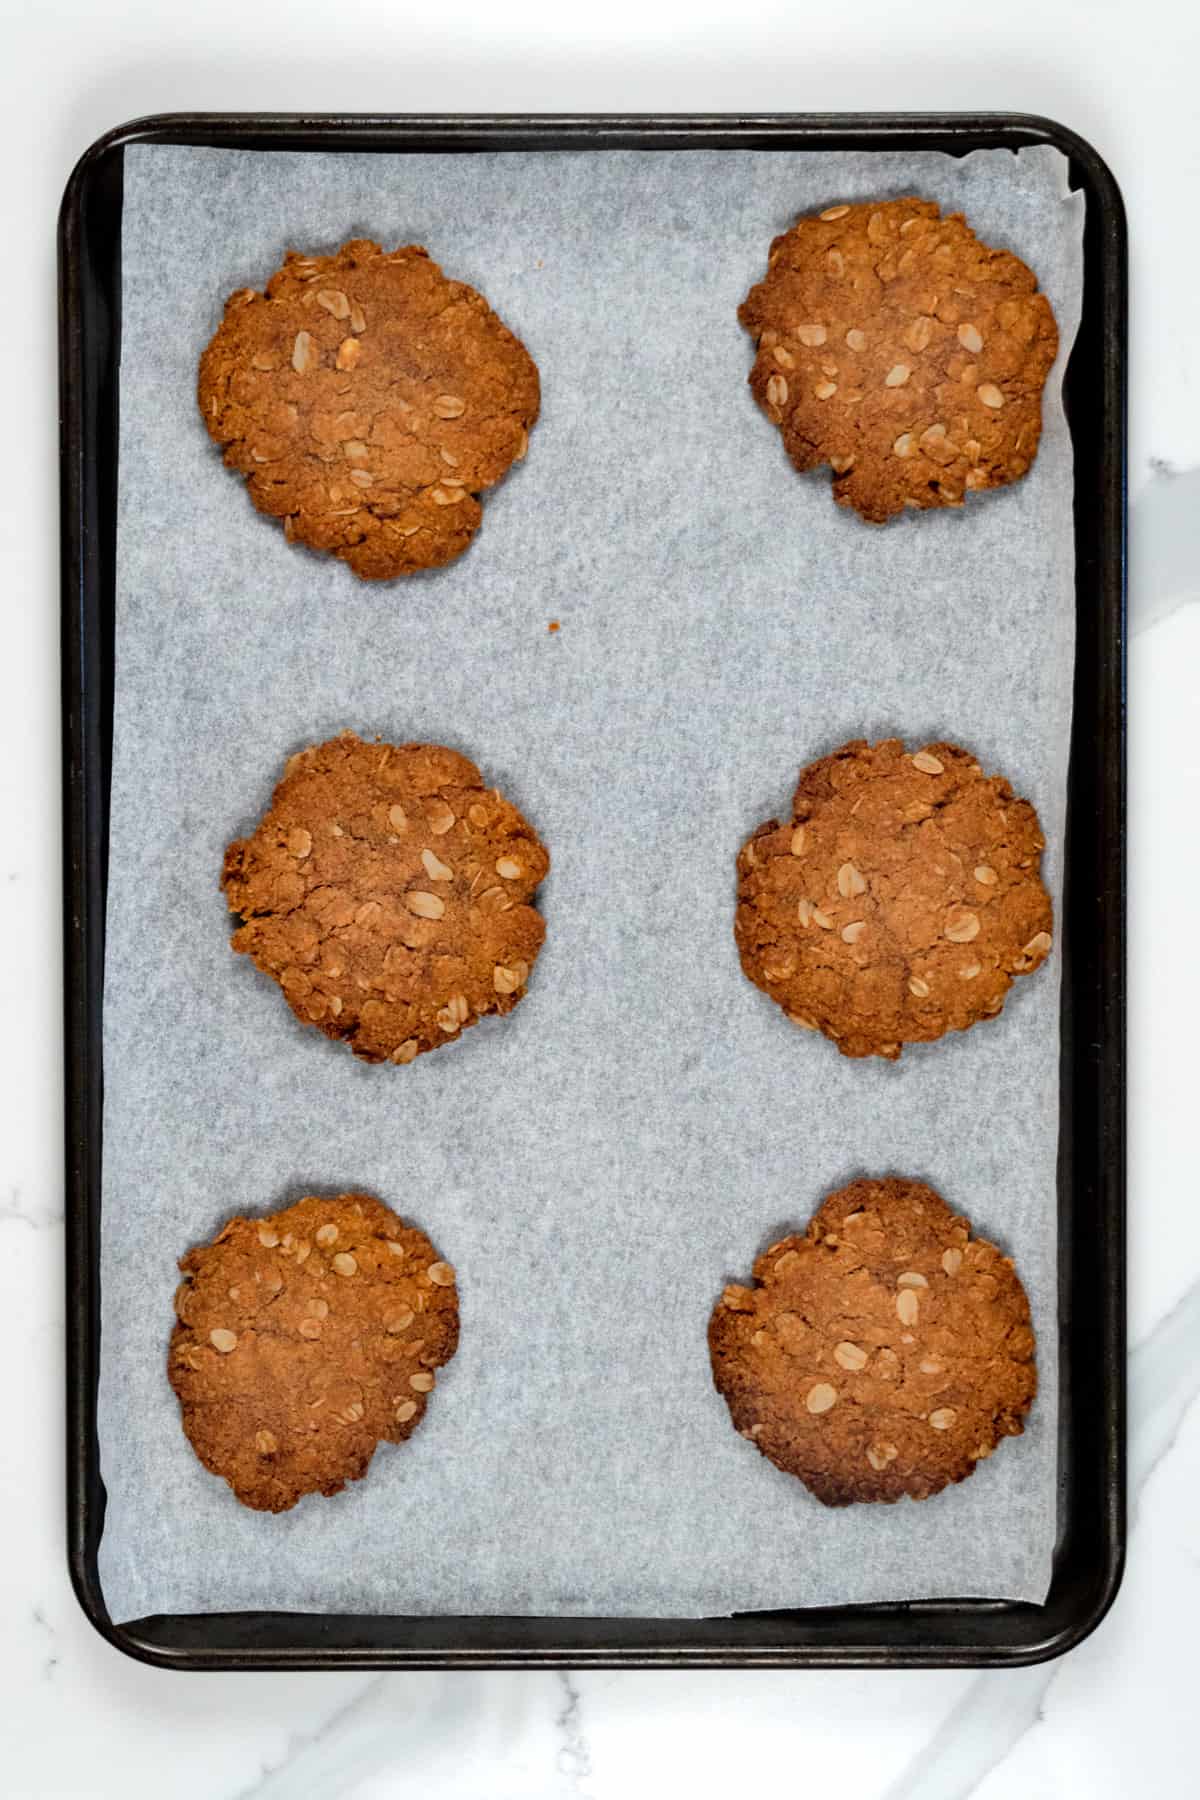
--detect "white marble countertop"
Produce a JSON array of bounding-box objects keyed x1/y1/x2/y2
[{"x1": 4, "y1": 0, "x2": 1199, "y2": 1793}]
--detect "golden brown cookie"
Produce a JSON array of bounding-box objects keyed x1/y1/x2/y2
[
  {"x1": 709, "y1": 1177, "x2": 1037, "y2": 1506},
  {"x1": 222, "y1": 731, "x2": 549, "y2": 1063},
  {"x1": 738, "y1": 197, "x2": 1059, "y2": 521},
  {"x1": 198, "y1": 240, "x2": 539, "y2": 577},
  {"x1": 169, "y1": 1193, "x2": 459, "y2": 1512},
  {"x1": 735, "y1": 738, "x2": 1053, "y2": 1060}
]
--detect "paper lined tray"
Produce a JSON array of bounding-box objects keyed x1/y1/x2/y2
[{"x1": 96, "y1": 139, "x2": 1082, "y2": 1623}]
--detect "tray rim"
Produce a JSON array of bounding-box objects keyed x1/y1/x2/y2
[{"x1": 60, "y1": 108, "x2": 1127, "y2": 1671}]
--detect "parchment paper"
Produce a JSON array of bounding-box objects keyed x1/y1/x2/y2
[{"x1": 98, "y1": 143, "x2": 1083, "y2": 1622}]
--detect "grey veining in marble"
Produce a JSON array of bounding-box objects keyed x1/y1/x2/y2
[{"x1": 883, "y1": 1272, "x2": 1200, "y2": 1800}]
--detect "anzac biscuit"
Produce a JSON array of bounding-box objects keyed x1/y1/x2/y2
[
  {"x1": 222, "y1": 732, "x2": 549, "y2": 1063},
  {"x1": 709, "y1": 1176, "x2": 1037, "y2": 1506},
  {"x1": 198, "y1": 240, "x2": 539, "y2": 577},
  {"x1": 735, "y1": 737, "x2": 1053, "y2": 1060},
  {"x1": 739, "y1": 197, "x2": 1058, "y2": 521},
  {"x1": 169, "y1": 1192, "x2": 459, "y2": 1512}
]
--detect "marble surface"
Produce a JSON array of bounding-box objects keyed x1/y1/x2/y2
[{"x1": 4, "y1": 0, "x2": 1200, "y2": 1793}]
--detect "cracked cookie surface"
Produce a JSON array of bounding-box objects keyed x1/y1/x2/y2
[
  {"x1": 709, "y1": 1176, "x2": 1037, "y2": 1506},
  {"x1": 169, "y1": 1192, "x2": 459, "y2": 1512},
  {"x1": 739, "y1": 197, "x2": 1058, "y2": 521},
  {"x1": 735, "y1": 738, "x2": 1053, "y2": 1060},
  {"x1": 222, "y1": 731, "x2": 550, "y2": 1063},
  {"x1": 198, "y1": 239, "x2": 539, "y2": 577}
]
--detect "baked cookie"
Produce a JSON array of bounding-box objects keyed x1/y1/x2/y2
[
  {"x1": 222, "y1": 732, "x2": 549, "y2": 1063},
  {"x1": 709, "y1": 1176, "x2": 1037, "y2": 1506},
  {"x1": 738, "y1": 197, "x2": 1059, "y2": 521},
  {"x1": 169, "y1": 1192, "x2": 459, "y2": 1512},
  {"x1": 735, "y1": 738, "x2": 1053, "y2": 1060},
  {"x1": 198, "y1": 240, "x2": 539, "y2": 577}
]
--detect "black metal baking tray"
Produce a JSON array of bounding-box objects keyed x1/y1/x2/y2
[{"x1": 60, "y1": 111, "x2": 1126, "y2": 1670}]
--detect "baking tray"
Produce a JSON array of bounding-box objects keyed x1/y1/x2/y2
[{"x1": 60, "y1": 111, "x2": 1126, "y2": 1670}]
